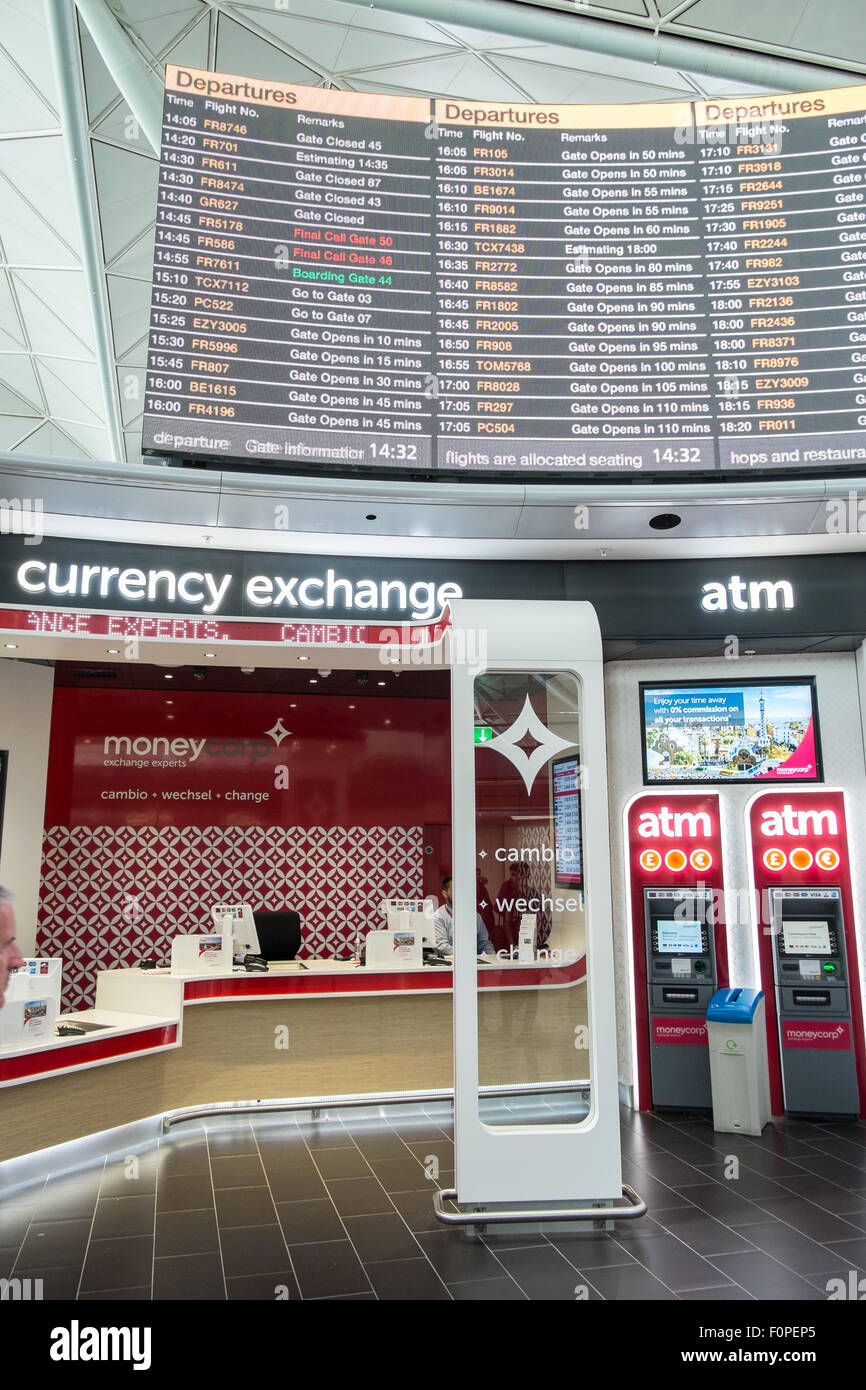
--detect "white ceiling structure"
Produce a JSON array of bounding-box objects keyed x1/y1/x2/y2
[{"x1": 0, "y1": 0, "x2": 863, "y2": 472}]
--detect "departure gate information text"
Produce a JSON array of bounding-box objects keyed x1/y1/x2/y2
[{"x1": 143, "y1": 67, "x2": 866, "y2": 476}]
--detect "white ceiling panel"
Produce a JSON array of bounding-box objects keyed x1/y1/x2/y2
[
  {"x1": 91, "y1": 140, "x2": 158, "y2": 265},
  {"x1": 12, "y1": 270, "x2": 93, "y2": 357},
  {"x1": 0, "y1": 349, "x2": 43, "y2": 405}
]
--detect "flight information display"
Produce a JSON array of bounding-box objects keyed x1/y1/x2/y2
[{"x1": 143, "y1": 68, "x2": 866, "y2": 477}]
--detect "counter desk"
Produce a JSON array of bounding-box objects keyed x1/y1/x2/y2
[{"x1": 0, "y1": 956, "x2": 588, "y2": 1164}]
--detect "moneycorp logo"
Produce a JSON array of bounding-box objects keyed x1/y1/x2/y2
[
  {"x1": 656, "y1": 1023, "x2": 706, "y2": 1038},
  {"x1": 102, "y1": 721, "x2": 288, "y2": 768},
  {"x1": 788, "y1": 1025, "x2": 845, "y2": 1041}
]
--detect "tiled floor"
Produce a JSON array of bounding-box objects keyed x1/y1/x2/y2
[{"x1": 2, "y1": 1102, "x2": 865, "y2": 1300}]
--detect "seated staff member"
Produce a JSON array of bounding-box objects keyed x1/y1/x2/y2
[{"x1": 432, "y1": 875, "x2": 494, "y2": 955}]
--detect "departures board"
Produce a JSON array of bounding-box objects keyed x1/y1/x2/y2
[{"x1": 142, "y1": 66, "x2": 866, "y2": 478}]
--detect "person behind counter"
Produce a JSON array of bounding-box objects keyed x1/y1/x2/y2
[
  {"x1": 432, "y1": 875, "x2": 494, "y2": 955},
  {"x1": 0, "y1": 885, "x2": 25, "y2": 1008}
]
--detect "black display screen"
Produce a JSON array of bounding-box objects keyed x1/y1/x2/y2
[{"x1": 143, "y1": 69, "x2": 866, "y2": 479}]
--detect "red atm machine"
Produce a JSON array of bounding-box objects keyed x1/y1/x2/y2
[
  {"x1": 747, "y1": 790, "x2": 866, "y2": 1119},
  {"x1": 627, "y1": 793, "x2": 729, "y2": 1111}
]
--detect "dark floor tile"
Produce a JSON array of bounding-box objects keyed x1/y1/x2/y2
[
  {"x1": 496, "y1": 1244, "x2": 600, "y2": 1300},
  {"x1": 155, "y1": 1142, "x2": 211, "y2": 1179},
  {"x1": 312, "y1": 1147, "x2": 372, "y2": 1181},
  {"x1": 289, "y1": 1239, "x2": 371, "y2": 1299},
  {"x1": 264, "y1": 1165, "x2": 327, "y2": 1204},
  {"x1": 605, "y1": 1216, "x2": 669, "y2": 1242},
  {"x1": 206, "y1": 1126, "x2": 259, "y2": 1157},
  {"x1": 745, "y1": 1220, "x2": 854, "y2": 1279},
  {"x1": 156, "y1": 1174, "x2": 214, "y2": 1213},
  {"x1": 296, "y1": 1123, "x2": 353, "y2": 1151},
  {"x1": 775, "y1": 1172, "x2": 866, "y2": 1216},
  {"x1": 652, "y1": 1205, "x2": 755, "y2": 1256},
  {"x1": 389, "y1": 1189, "x2": 449, "y2": 1234},
  {"x1": 276, "y1": 1199, "x2": 345, "y2": 1245},
  {"x1": 547, "y1": 1233, "x2": 637, "y2": 1268},
  {"x1": 314, "y1": 1291, "x2": 378, "y2": 1301},
  {"x1": 647, "y1": 1131, "x2": 720, "y2": 1165},
  {"x1": 220, "y1": 1224, "x2": 290, "y2": 1279},
  {"x1": 77, "y1": 1286, "x2": 152, "y2": 1300},
  {"x1": 715, "y1": 1145, "x2": 814, "y2": 1181},
  {"x1": 215, "y1": 1185, "x2": 277, "y2": 1229},
  {"x1": 405, "y1": 1138, "x2": 454, "y2": 1169},
  {"x1": 414, "y1": 1228, "x2": 510, "y2": 1283},
  {"x1": 824, "y1": 1236, "x2": 866, "y2": 1273},
  {"x1": 808, "y1": 1136, "x2": 866, "y2": 1169},
  {"x1": 612, "y1": 1232, "x2": 725, "y2": 1292},
  {"x1": 0, "y1": 1245, "x2": 18, "y2": 1276},
  {"x1": 449, "y1": 1276, "x2": 527, "y2": 1300},
  {"x1": 80, "y1": 1235, "x2": 154, "y2": 1293},
  {"x1": 754, "y1": 1194, "x2": 864, "y2": 1243},
  {"x1": 326, "y1": 1177, "x2": 394, "y2": 1219},
  {"x1": 9, "y1": 1265, "x2": 81, "y2": 1300},
  {"x1": 387, "y1": 1120, "x2": 451, "y2": 1143},
  {"x1": 619, "y1": 1162, "x2": 696, "y2": 1211},
  {"x1": 342, "y1": 1213, "x2": 421, "y2": 1264},
  {"x1": 687, "y1": 1162, "x2": 791, "y2": 1202},
  {"x1": 349, "y1": 1128, "x2": 412, "y2": 1162},
  {"x1": 153, "y1": 1252, "x2": 225, "y2": 1300},
  {"x1": 630, "y1": 1151, "x2": 714, "y2": 1188},
  {"x1": 795, "y1": 1154, "x2": 866, "y2": 1193},
  {"x1": 0, "y1": 1203, "x2": 34, "y2": 1246},
  {"x1": 155, "y1": 1208, "x2": 220, "y2": 1258},
  {"x1": 34, "y1": 1175, "x2": 100, "y2": 1222},
  {"x1": 364, "y1": 1256, "x2": 449, "y2": 1301},
  {"x1": 16, "y1": 1218, "x2": 91, "y2": 1272},
  {"x1": 210, "y1": 1155, "x2": 267, "y2": 1190},
  {"x1": 367, "y1": 1156, "x2": 431, "y2": 1193},
  {"x1": 710, "y1": 1249, "x2": 828, "y2": 1300},
  {"x1": 575, "y1": 1262, "x2": 677, "y2": 1300},
  {"x1": 674, "y1": 1182, "x2": 768, "y2": 1226},
  {"x1": 679, "y1": 1284, "x2": 756, "y2": 1301},
  {"x1": 816, "y1": 1123, "x2": 866, "y2": 1150},
  {"x1": 256, "y1": 1139, "x2": 317, "y2": 1172},
  {"x1": 226, "y1": 1271, "x2": 301, "y2": 1300},
  {"x1": 744, "y1": 1128, "x2": 826, "y2": 1161},
  {"x1": 99, "y1": 1158, "x2": 158, "y2": 1198},
  {"x1": 91, "y1": 1195, "x2": 156, "y2": 1240}
]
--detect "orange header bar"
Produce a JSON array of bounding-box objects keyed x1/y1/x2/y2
[
  {"x1": 434, "y1": 96, "x2": 693, "y2": 131},
  {"x1": 165, "y1": 65, "x2": 430, "y2": 123},
  {"x1": 695, "y1": 82, "x2": 866, "y2": 124}
]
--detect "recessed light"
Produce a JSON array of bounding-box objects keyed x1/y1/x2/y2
[
  {"x1": 348, "y1": 704, "x2": 355, "y2": 709},
  {"x1": 365, "y1": 513, "x2": 377, "y2": 521},
  {"x1": 106, "y1": 648, "x2": 119, "y2": 654},
  {"x1": 4, "y1": 643, "x2": 17, "y2": 649},
  {"x1": 384, "y1": 719, "x2": 391, "y2": 725},
  {"x1": 203, "y1": 652, "x2": 216, "y2": 658},
  {"x1": 309, "y1": 678, "x2": 318, "y2": 684},
  {"x1": 378, "y1": 681, "x2": 386, "y2": 686},
  {"x1": 164, "y1": 674, "x2": 173, "y2": 680},
  {"x1": 648, "y1": 513, "x2": 682, "y2": 531},
  {"x1": 290, "y1": 703, "x2": 297, "y2": 708},
  {"x1": 298, "y1": 655, "x2": 310, "y2": 662},
  {"x1": 166, "y1": 700, "x2": 173, "y2": 706}
]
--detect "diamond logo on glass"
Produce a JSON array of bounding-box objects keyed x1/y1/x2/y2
[{"x1": 481, "y1": 695, "x2": 575, "y2": 793}]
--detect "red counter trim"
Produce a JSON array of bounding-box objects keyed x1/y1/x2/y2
[
  {"x1": 0, "y1": 1024, "x2": 178, "y2": 1083},
  {"x1": 183, "y1": 960, "x2": 586, "y2": 1001}
]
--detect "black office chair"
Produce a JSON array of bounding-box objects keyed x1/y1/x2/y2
[{"x1": 252, "y1": 910, "x2": 302, "y2": 961}]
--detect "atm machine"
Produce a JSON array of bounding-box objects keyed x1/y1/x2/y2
[
  {"x1": 769, "y1": 887, "x2": 860, "y2": 1119},
  {"x1": 645, "y1": 887, "x2": 718, "y2": 1110}
]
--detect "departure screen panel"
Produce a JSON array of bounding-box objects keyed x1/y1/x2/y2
[
  {"x1": 781, "y1": 920, "x2": 833, "y2": 954},
  {"x1": 656, "y1": 919, "x2": 704, "y2": 953},
  {"x1": 143, "y1": 68, "x2": 866, "y2": 477}
]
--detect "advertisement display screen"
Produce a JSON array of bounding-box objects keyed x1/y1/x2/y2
[
  {"x1": 641, "y1": 679, "x2": 821, "y2": 784},
  {"x1": 552, "y1": 756, "x2": 582, "y2": 888},
  {"x1": 657, "y1": 920, "x2": 703, "y2": 954},
  {"x1": 144, "y1": 68, "x2": 866, "y2": 480}
]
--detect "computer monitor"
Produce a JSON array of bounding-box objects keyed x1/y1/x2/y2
[{"x1": 212, "y1": 903, "x2": 261, "y2": 959}]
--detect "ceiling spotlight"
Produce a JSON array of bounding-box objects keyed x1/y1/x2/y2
[
  {"x1": 4, "y1": 643, "x2": 18, "y2": 649},
  {"x1": 241, "y1": 667, "x2": 255, "y2": 674},
  {"x1": 318, "y1": 669, "x2": 332, "y2": 678},
  {"x1": 309, "y1": 678, "x2": 318, "y2": 684},
  {"x1": 648, "y1": 513, "x2": 682, "y2": 531},
  {"x1": 203, "y1": 652, "x2": 217, "y2": 659},
  {"x1": 106, "y1": 648, "x2": 120, "y2": 654},
  {"x1": 164, "y1": 674, "x2": 173, "y2": 680},
  {"x1": 378, "y1": 681, "x2": 386, "y2": 686},
  {"x1": 365, "y1": 513, "x2": 377, "y2": 521},
  {"x1": 299, "y1": 655, "x2": 310, "y2": 663}
]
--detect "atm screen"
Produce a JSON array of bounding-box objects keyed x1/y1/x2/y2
[
  {"x1": 657, "y1": 920, "x2": 703, "y2": 954},
  {"x1": 781, "y1": 920, "x2": 832, "y2": 955}
]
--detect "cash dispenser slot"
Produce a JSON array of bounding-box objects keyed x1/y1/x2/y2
[
  {"x1": 792, "y1": 990, "x2": 831, "y2": 1008},
  {"x1": 662, "y1": 988, "x2": 699, "y2": 1005}
]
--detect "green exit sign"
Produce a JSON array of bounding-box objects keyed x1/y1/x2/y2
[{"x1": 474, "y1": 726, "x2": 494, "y2": 745}]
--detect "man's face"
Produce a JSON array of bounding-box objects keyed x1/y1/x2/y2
[
  {"x1": 0, "y1": 901, "x2": 25, "y2": 1007},
  {"x1": 442, "y1": 880, "x2": 453, "y2": 907}
]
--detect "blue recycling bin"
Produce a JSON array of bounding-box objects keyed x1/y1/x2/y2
[{"x1": 705, "y1": 988, "x2": 772, "y2": 1136}]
